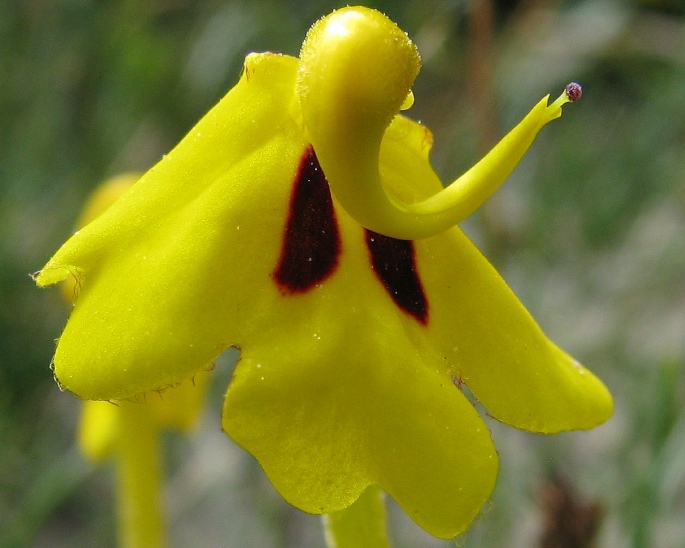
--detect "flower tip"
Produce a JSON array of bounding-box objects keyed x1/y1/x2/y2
[
  {"x1": 546, "y1": 82, "x2": 582, "y2": 119},
  {"x1": 565, "y1": 82, "x2": 582, "y2": 102}
]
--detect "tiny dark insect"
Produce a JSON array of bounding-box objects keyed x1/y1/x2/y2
[{"x1": 565, "y1": 82, "x2": 582, "y2": 102}]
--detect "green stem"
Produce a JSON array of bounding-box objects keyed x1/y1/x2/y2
[
  {"x1": 115, "y1": 404, "x2": 165, "y2": 548},
  {"x1": 323, "y1": 485, "x2": 390, "y2": 548}
]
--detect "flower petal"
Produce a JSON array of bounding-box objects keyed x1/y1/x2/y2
[
  {"x1": 223, "y1": 304, "x2": 497, "y2": 539},
  {"x1": 379, "y1": 115, "x2": 613, "y2": 432},
  {"x1": 36, "y1": 53, "x2": 306, "y2": 400},
  {"x1": 420, "y1": 229, "x2": 614, "y2": 432},
  {"x1": 220, "y1": 169, "x2": 498, "y2": 538}
]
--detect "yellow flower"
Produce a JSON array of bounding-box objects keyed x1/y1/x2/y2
[{"x1": 36, "y1": 6, "x2": 612, "y2": 539}]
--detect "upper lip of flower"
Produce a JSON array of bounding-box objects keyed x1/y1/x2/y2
[{"x1": 297, "y1": 6, "x2": 579, "y2": 240}]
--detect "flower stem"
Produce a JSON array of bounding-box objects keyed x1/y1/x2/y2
[
  {"x1": 115, "y1": 404, "x2": 165, "y2": 548},
  {"x1": 322, "y1": 485, "x2": 390, "y2": 548}
]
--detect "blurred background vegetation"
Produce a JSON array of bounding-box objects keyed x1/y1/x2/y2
[{"x1": 1, "y1": 0, "x2": 685, "y2": 546}]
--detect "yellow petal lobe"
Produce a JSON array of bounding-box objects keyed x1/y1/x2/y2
[{"x1": 36, "y1": 53, "x2": 305, "y2": 400}]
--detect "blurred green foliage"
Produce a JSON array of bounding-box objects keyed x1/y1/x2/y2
[{"x1": 2, "y1": 0, "x2": 685, "y2": 546}]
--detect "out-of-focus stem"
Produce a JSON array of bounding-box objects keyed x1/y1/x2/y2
[{"x1": 115, "y1": 403, "x2": 165, "y2": 548}]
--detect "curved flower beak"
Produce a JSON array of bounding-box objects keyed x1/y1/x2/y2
[
  {"x1": 35, "y1": 6, "x2": 612, "y2": 540},
  {"x1": 297, "y1": 8, "x2": 580, "y2": 239}
]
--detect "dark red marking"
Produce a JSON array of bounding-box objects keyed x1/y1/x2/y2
[
  {"x1": 365, "y1": 230, "x2": 428, "y2": 325},
  {"x1": 273, "y1": 146, "x2": 341, "y2": 293}
]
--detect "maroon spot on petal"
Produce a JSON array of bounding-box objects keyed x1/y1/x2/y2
[
  {"x1": 273, "y1": 145, "x2": 341, "y2": 294},
  {"x1": 365, "y1": 230, "x2": 429, "y2": 325}
]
